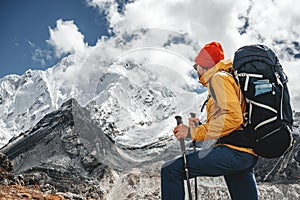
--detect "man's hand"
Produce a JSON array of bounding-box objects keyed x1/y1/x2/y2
[
  {"x1": 173, "y1": 124, "x2": 189, "y2": 140},
  {"x1": 189, "y1": 118, "x2": 200, "y2": 128}
]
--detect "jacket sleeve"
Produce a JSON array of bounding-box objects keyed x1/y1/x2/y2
[{"x1": 191, "y1": 73, "x2": 243, "y2": 140}]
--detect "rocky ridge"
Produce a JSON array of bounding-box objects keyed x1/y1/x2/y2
[{"x1": 0, "y1": 98, "x2": 299, "y2": 199}]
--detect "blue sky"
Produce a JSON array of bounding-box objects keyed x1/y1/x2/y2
[{"x1": 0, "y1": 0, "x2": 109, "y2": 78}]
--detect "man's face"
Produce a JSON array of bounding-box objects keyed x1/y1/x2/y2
[{"x1": 193, "y1": 64, "x2": 207, "y2": 79}]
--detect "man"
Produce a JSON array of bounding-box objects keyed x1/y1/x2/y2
[{"x1": 161, "y1": 42, "x2": 258, "y2": 200}]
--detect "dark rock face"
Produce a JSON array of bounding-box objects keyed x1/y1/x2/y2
[
  {"x1": 0, "y1": 98, "x2": 135, "y2": 198},
  {"x1": 0, "y1": 152, "x2": 15, "y2": 185},
  {"x1": 3, "y1": 99, "x2": 102, "y2": 172},
  {"x1": 0, "y1": 153, "x2": 13, "y2": 173}
]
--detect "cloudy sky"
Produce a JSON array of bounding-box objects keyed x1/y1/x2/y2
[
  {"x1": 1, "y1": 0, "x2": 300, "y2": 101},
  {"x1": 0, "y1": 0, "x2": 109, "y2": 77},
  {"x1": 1, "y1": 0, "x2": 299, "y2": 76}
]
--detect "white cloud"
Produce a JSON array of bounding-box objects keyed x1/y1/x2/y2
[
  {"x1": 32, "y1": 48, "x2": 53, "y2": 66},
  {"x1": 85, "y1": 0, "x2": 116, "y2": 14},
  {"x1": 47, "y1": 19, "x2": 88, "y2": 57},
  {"x1": 27, "y1": 40, "x2": 36, "y2": 48},
  {"x1": 283, "y1": 60, "x2": 300, "y2": 111},
  {"x1": 88, "y1": 0, "x2": 253, "y2": 57},
  {"x1": 85, "y1": 0, "x2": 300, "y2": 111},
  {"x1": 241, "y1": 0, "x2": 300, "y2": 56},
  {"x1": 87, "y1": 0, "x2": 300, "y2": 58}
]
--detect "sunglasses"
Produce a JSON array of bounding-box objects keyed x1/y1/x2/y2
[
  {"x1": 193, "y1": 64, "x2": 208, "y2": 71},
  {"x1": 193, "y1": 64, "x2": 198, "y2": 71}
]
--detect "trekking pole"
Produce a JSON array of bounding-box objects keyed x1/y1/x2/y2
[
  {"x1": 175, "y1": 116, "x2": 193, "y2": 200},
  {"x1": 190, "y1": 113, "x2": 198, "y2": 200}
]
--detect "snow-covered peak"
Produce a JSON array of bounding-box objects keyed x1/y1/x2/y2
[
  {"x1": 0, "y1": 69, "x2": 56, "y2": 146},
  {"x1": 90, "y1": 61, "x2": 204, "y2": 148},
  {"x1": 0, "y1": 28, "x2": 206, "y2": 148}
]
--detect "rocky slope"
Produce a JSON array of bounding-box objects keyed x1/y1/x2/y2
[
  {"x1": 0, "y1": 98, "x2": 299, "y2": 199},
  {"x1": 0, "y1": 98, "x2": 130, "y2": 199},
  {"x1": 0, "y1": 152, "x2": 65, "y2": 199},
  {"x1": 0, "y1": 98, "x2": 177, "y2": 199}
]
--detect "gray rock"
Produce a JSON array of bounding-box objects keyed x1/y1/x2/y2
[{"x1": 1, "y1": 99, "x2": 299, "y2": 199}]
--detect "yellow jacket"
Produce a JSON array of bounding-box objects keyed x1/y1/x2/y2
[{"x1": 190, "y1": 59, "x2": 255, "y2": 155}]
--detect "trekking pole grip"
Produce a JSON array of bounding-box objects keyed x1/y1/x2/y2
[
  {"x1": 175, "y1": 116, "x2": 186, "y2": 152},
  {"x1": 190, "y1": 112, "x2": 196, "y2": 118},
  {"x1": 175, "y1": 115, "x2": 183, "y2": 125},
  {"x1": 190, "y1": 112, "x2": 201, "y2": 127}
]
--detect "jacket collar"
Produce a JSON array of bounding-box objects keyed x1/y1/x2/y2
[{"x1": 199, "y1": 59, "x2": 233, "y2": 86}]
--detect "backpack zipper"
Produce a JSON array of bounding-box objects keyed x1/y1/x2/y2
[{"x1": 256, "y1": 126, "x2": 281, "y2": 142}]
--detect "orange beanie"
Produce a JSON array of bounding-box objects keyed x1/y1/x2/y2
[{"x1": 195, "y1": 41, "x2": 224, "y2": 68}]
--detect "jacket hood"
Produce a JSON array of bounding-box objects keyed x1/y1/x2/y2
[{"x1": 199, "y1": 59, "x2": 233, "y2": 86}]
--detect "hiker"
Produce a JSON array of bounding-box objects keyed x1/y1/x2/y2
[{"x1": 161, "y1": 41, "x2": 258, "y2": 200}]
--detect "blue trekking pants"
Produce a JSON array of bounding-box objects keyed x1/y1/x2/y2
[{"x1": 161, "y1": 145, "x2": 258, "y2": 200}]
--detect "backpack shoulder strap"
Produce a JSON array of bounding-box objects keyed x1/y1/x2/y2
[{"x1": 208, "y1": 70, "x2": 234, "y2": 104}]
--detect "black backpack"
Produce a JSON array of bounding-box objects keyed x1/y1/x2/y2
[{"x1": 220, "y1": 44, "x2": 294, "y2": 158}]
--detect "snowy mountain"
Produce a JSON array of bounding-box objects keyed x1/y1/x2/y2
[
  {"x1": 0, "y1": 95, "x2": 299, "y2": 199},
  {"x1": 0, "y1": 29, "x2": 204, "y2": 149},
  {"x1": 1, "y1": 28, "x2": 300, "y2": 199},
  {"x1": 0, "y1": 70, "x2": 54, "y2": 145},
  {"x1": 0, "y1": 97, "x2": 183, "y2": 173}
]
